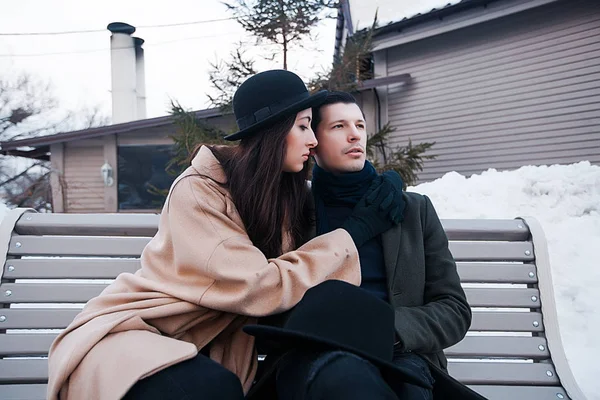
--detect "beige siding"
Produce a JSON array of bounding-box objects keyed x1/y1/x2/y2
[
  {"x1": 384, "y1": 0, "x2": 600, "y2": 182},
  {"x1": 63, "y1": 144, "x2": 105, "y2": 213}
]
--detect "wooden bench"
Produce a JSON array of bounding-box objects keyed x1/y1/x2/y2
[{"x1": 0, "y1": 208, "x2": 587, "y2": 400}]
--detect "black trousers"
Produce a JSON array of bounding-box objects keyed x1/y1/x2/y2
[
  {"x1": 122, "y1": 349, "x2": 434, "y2": 400},
  {"x1": 275, "y1": 348, "x2": 435, "y2": 400},
  {"x1": 122, "y1": 352, "x2": 245, "y2": 400}
]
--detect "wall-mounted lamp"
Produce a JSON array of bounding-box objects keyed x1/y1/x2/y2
[{"x1": 101, "y1": 162, "x2": 114, "y2": 187}]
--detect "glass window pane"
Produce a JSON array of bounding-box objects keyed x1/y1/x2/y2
[{"x1": 117, "y1": 145, "x2": 175, "y2": 210}]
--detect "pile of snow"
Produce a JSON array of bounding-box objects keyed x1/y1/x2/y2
[
  {"x1": 0, "y1": 201, "x2": 7, "y2": 223},
  {"x1": 410, "y1": 161, "x2": 600, "y2": 399}
]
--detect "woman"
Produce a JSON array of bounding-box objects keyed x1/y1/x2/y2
[{"x1": 47, "y1": 70, "x2": 401, "y2": 400}]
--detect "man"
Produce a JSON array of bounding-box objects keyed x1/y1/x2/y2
[
  {"x1": 277, "y1": 91, "x2": 474, "y2": 399},
  {"x1": 245, "y1": 91, "x2": 479, "y2": 400}
]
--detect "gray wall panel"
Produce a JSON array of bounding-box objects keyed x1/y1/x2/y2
[{"x1": 384, "y1": 0, "x2": 600, "y2": 182}]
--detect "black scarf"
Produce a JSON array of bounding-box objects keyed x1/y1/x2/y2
[{"x1": 311, "y1": 161, "x2": 378, "y2": 235}]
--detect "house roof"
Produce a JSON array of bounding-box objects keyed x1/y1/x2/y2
[
  {"x1": 335, "y1": 0, "x2": 486, "y2": 59},
  {"x1": 370, "y1": 0, "x2": 490, "y2": 36},
  {"x1": 0, "y1": 73, "x2": 409, "y2": 159},
  {"x1": 0, "y1": 107, "x2": 223, "y2": 153},
  {"x1": 338, "y1": 0, "x2": 560, "y2": 54},
  {"x1": 344, "y1": 0, "x2": 469, "y2": 34},
  {"x1": 370, "y1": 0, "x2": 559, "y2": 51}
]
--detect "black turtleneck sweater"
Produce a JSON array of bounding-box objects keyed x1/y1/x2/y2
[
  {"x1": 311, "y1": 161, "x2": 389, "y2": 303},
  {"x1": 324, "y1": 204, "x2": 388, "y2": 302}
]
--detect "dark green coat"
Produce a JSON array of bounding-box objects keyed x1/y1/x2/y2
[{"x1": 378, "y1": 192, "x2": 471, "y2": 370}]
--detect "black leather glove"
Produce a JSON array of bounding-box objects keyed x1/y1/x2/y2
[
  {"x1": 381, "y1": 170, "x2": 406, "y2": 224},
  {"x1": 342, "y1": 173, "x2": 405, "y2": 248}
]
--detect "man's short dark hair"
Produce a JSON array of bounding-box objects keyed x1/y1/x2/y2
[{"x1": 311, "y1": 91, "x2": 361, "y2": 132}]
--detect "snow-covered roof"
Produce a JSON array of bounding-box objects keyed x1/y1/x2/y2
[{"x1": 347, "y1": 0, "x2": 464, "y2": 32}]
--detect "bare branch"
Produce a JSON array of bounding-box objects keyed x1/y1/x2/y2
[
  {"x1": 0, "y1": 161, "x2": 45, "y2": 188},
  {"x1": 0, "y1": 73, "x2": 109, "y2": 211}
]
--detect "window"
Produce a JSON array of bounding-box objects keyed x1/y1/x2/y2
[{"x1": 117, "y1": 145, "x2": 176, "y2": 210}]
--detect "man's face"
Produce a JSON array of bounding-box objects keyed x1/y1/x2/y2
[{"x1": 313, "y1": 102, "x2": 367, "y2": 174}]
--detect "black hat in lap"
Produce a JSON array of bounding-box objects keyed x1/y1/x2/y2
[
  {"x1": 243, "y1": 280, "x2": 433, "y2": 397},
  {"x1": 224, "y1": 70, "x2": 327, "y2": 141}
]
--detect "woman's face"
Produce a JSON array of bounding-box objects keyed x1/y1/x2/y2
[{"x1": 282, "y1": 108, "x2": 318, "y2": 173}]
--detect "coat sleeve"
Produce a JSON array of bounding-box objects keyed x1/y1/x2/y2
[
  {"x1": 393, "y1": 195, "x2": 472, "y2": 354},
  {"x1": 164, "y1": 175, "x2": 361, "y2": 317}
]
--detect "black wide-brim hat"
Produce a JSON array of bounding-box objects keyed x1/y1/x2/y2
[
  {"x1": 224, "y1": 69, "x2": 327, "y2": 141},
  {"x1": 243, "y1": 280, "x2": 433, "y2": 397}
]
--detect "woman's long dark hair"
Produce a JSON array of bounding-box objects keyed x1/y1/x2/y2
[{"x1": 208, "y1": 115, "x2": 311, "y2": 259}]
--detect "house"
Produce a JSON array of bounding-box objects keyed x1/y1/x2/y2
[
  {"x1": 1, "y1": 108, "x2": 235, "y2": 213},
  {"x1": 3, "y1": 0, "x2": 599, "y2": 212},
  {"x1": 340, "y1": 0, "x2": 600, "y2": 182}
]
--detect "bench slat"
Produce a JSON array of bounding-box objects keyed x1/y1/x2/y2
[
  {"x1": 456, "y1": 262, "x2": 537, "y2": 284},
  {"x1": 471, "y1": 311, "x2": 544, "y2": 332},
  {"x1": 0, "y1": 308, "x2": 544, "y2": 332},
  {"x1": 0, "y1": 309, "x2": 81, "y2": 329},
  {"x1": 448, "y1": 362, "x2": 559, "y2": 385},
  {"x1": 465, "y1": 288, "x2": 541, "y2": 308},
  {"x1": 14, "y1": 214, "x2": 529, "y2": 242},
  {"x1": 0, "y1": 359, "x2": 560, "y2": 385},
  {"x1": 441, "y1": 219, "x2": 530, "y2": 241},
  {"x1": 7, "y1": 238, "x2": 535, "y2": 262},
  {"x1": 4, "y1": 260, "x2": 538, "y2": 283},
  {"x1": 447, "y1": 336, "x2": 549, "y2": 359},
  {"x1": 0, "y1": 334, "x2": 57, "y2": 356},
  {"x1": 0, "y1": 335, "x2": 553, "y2": 360},
  {"x1": 0, "y1": 384, "x2": 47, "y2": 400},
  {"x1": 0, "y1": 360, "x2": 48, "y2": 384},
  {"x1": 3, "y1": 258, "x2": 141, "y2": 279},
  {"x1": 449, "y1": 242, "x2": 534, "y2": 262},
  {"x1": 0, "y1": 283, "x2": 106, "y2": 303},
  {"x1": 7, "y1": 236, "x2": 149, "y2": 257},
  {"x1": 469, "y1": 385, "x2": 569, "y2": 400},
  {"x1": 1, "y1": 334, "x2": 551, "y2": 360},
  {"x1": 15, "y1": 213, "x2": 159, "y2": 237},
  {"x1": 0, "y1": 283, "x2": 540, "y2": 308}
]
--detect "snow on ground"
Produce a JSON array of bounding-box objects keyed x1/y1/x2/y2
[
  {"x1": 0, "y1": 201, "x2": 7, "y2": 223},
  {"x1": 410, "y1": 161, "x2": 600, "y2": 399}
]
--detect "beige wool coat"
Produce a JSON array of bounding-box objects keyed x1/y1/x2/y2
[{"x1": 47, "y1": 146, "x2": 361, "y2": 400}]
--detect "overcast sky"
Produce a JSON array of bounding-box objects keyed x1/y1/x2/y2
[
  {"x1": 0, "y1": 0, "x2": 341, "y2": 121},
  {"x1": 0, "y1": 0, "x2": 453, "y2": 123}
]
